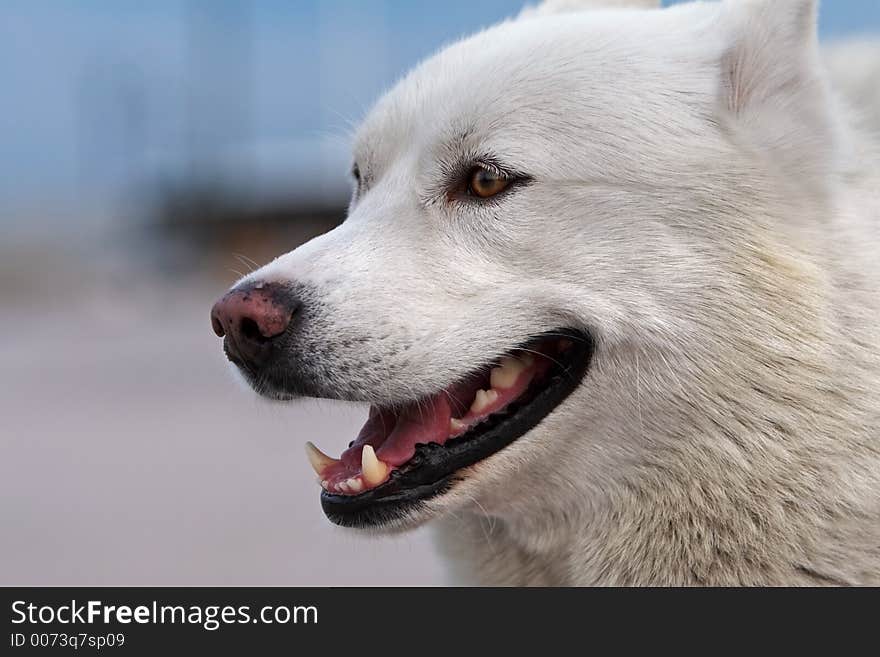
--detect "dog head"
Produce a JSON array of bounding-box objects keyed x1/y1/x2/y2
[{"x1": 211, "y1": 0, "x2": 846, "y2": 532}]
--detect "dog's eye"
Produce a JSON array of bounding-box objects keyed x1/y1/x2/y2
[
  {"x1": 468, "y1": 167, "x2": 511, "y2": 199},
  {"x1": 352, "y1": 163, "x2": 361, "y2": 182}
]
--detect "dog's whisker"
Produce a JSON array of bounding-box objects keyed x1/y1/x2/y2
[
  {"x1": 541, "y1": 332, "x2": 592, "y2": 345},
  {"x1": 227, "y1": 268, "x2": 247, "y2": 280},
  {"x1": 232, "y1": 253, "x2": 261, "y2": 272},
  {"x1": 516, "y1": 348, "x2": 568, "y2": 372}
]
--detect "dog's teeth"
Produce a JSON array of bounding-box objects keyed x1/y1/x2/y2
[
  {"x1": 337, "y1": 481, "x2": 350, "y2": 493},
  {"x1": 490, "y1": 356, "x2": 528, "y2": 390},
  {"x1": 450, "y1": 418, "x2": 466, "y2": 433},
  {"x1": 470, "y1": 389, "x2": 499, "y2": 415},
  {"x1": 346, "y1": 477, "x2": 364, "y2": 493},
  {"x1": 320, "y1": 480, "x2": 329, "y2": 490},
  {"x1": 361, "y1": 444, "x2": 390, "y2": 487},
  {"x1": 305, "y1": 441, "x2": 338, "y2": 476}
]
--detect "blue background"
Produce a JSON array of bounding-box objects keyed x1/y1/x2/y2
[{"x1": 1, "y1": 0, "x2": 877, "y2": 227}]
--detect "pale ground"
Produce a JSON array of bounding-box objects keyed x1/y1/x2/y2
[{"x1": 0, "y1": 272, "x2": 447, "y2": 586}]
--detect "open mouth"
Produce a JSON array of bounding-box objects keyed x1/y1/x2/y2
[{"x1": 307, "y1": 329, "x2": 593, "y2": 527}]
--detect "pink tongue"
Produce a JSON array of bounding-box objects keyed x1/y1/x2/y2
[
  {"x1": 329, "y1": 394, "x2": 452, "y2": 483},
  {"x1": 338, "y1": 407, "x2": 396, "y2": 469},
  {"x1": 376, "y1": 395, "x2": 452, "y2": 466}
]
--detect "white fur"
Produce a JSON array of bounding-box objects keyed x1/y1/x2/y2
[{"x1": 240, "y1": 0, "x2": 880, "y2": 585}]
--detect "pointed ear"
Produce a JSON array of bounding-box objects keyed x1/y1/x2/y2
[
  {"x1": 718, "y1": 0, "x2": 844, "y2": 183},
  {"x1": 520, "y1": 0, "x2": 659, "y2": 19}
]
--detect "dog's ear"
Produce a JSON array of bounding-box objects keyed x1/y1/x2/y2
[
  {"x1": 718, "y1": 0, "x2": 845, "y2": 185},
  {"x1": 520, "y1": 0, "x2": 659, "y2": 18}
]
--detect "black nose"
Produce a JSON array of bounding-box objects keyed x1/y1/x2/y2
[{"x1": 210, "y1": 282, "x2": 298, "y2": 369}]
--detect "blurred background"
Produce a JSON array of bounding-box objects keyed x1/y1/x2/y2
[{"x1": 1, "y1": 0, "x2": 878, "y2": 585}]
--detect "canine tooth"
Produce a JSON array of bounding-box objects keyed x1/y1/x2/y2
[
  {"x1": 470, "y1": 389, "x2": 499, "y2": 415},
  {"x1": 305, "y1": 441, "x2": 338, "y2": 476},
  {"x1": 490, "y1": 356, "x2": 527, "y2": 389},
  {"x1": 337, "y1": 481, "x2": 350, "y2": 493},
  {"x1": 450, "y1": 418, "x2": 466, "y2": 433},
  {"x1": 347, "y1": 477, "x2": 364, "y2": 493},
  {"x1": 361, "y1": 444, "x2": 390, "y2": 487}
]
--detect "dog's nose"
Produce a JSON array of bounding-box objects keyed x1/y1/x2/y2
[{"x1": 210, "y1": 282, "x2": 297, "y2": 368}]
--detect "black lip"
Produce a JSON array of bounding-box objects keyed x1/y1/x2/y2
[{"x1": 321, "y1": 329, "x2": 594, "y2": 528}]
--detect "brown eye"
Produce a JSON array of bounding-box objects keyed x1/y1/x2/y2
[{"x1": 468, "y1": 167, "x2": 510, "y2": 199}]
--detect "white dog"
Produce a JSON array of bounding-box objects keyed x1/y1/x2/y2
[{"x1": 211, "y1": 0, "x2": 880, "y2": 585}]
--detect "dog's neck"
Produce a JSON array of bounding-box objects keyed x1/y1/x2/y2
[
  {"x1": 435, "y1": 471, "x2": 876, "y2": 586},
  {"x1": 437, "y1": 386, "x2": 879, "y2": 586}
]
